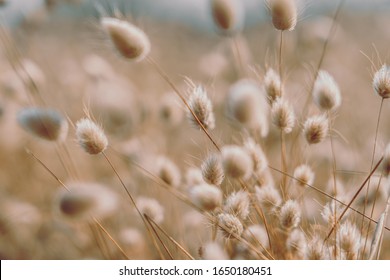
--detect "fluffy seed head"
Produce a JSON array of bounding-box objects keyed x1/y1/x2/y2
[
  {"x1": 264, "y1": 68, "x2": 283, "y2": 104},
  {"x1": 321, "y1": 200, "x2": 345, "y2": 226},
  {"x1": 221, "y1": 145, "x2": 254, "y2": 180},
  {"x1": 255, "y1": 185, "x2": 282, "y2": 211},
  {"x1": 201, "y1": 153, "x2": 224, "y2": 186},
  {"x1": 185, "y1": 168, "x2": 205, "y2": 187},
  {"x1": 224, "y1": 190, "x2": 250, "y2": 220},
  {"x1": 271, "y1": 98, "x2": 295, "y2": 133},
  {"x1": 373, "y1": 64, "x2": 390, "y2": 99},
  {"x1": 202, "y1": 242, "x2": 229, "y2": 260},
  {"x1": 187, "y1": 85, "x2": 215, "y2": 130},
  {"x1": 17, "y1": 107, "x2": 68, "y2": 142},
  {"x1": 156, "y1": 157, "x2": 181, "y2": 188},
  {"x1": 303, "y1": 114, "x2": 328, "y2": 144},
  {"x1": 217, "y1": 213, "x2": 244, "y2": 239},
  {"x1": 268, "y1": 0, "x2": 298, "y2": 31},
  {"x1": 293, "y1": 164, "x2": 315, "y2": 187},
  {"x1": 243, "y1": 225, "x2": 268, "y2": 247},
  {"x1": 119, "y1": 227, "x2": 145, "y2": 252},
  {"x1": 76, "y1": 118, "x2": 108, "y2": 155},
  {"x1": 338, "y1": 221, "x2": 361, "y2": 259},
  {"x1": 286, "y1": 229, "x2": 307, "y2": 258},
  {"x1": 159, "y1": 94, "x2": 183, "y2": 126},
  {"x1": 227, "y1": 79, "x2": 269, "y2": 137},
  {"x1": 244, "y1": 137, "x2": 268, "y2": 173},
  {"x1": 305, "y1": 235, "x2": 330, "y2": 260},
  {"x1": 210, "y1": 0, "x2": 243, "y2": 35},
  {"x1": 56, "y1": 182, "x2": 118, "y2": 222},
  {"x1": 101, "y1": 17, "x2": 151, "y2": 62},
  {"x1": 190, "y1": 183, "x2": 222, "y2": 212},
  {"x1": 137, "y1": 196, "x2": 164, "y2": 224},
  {"x1": 279, "y1": 200, "x2": 301, "y2": 230},
  {"x1": 312, "y1": 70, "x2": 341, "y2": 111}
]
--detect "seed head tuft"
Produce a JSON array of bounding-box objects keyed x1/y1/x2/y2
[
  {"x1": 373, "y1": 64, "x2": 390, "y2": 99},
  {"x1": 101, "y1": 17, "x2": 150, "y2": 62},
  {"x1": 303, "y1": 114, "x2": 328, "y2": 144},
  {"x1": 17, "y1": 107, "x2": 68, "y2": 142},
  {"x1": 271, "y1": 97, "x2": 295, "y2": 133},
  {"x1": 189, "y1": 183, "x2": 222, "y2": 212},
  {"x1": 201, "y1": 153, "x2": 224, "y2": 186},
  {"x1": 268, "y1": 0, "x2": 298, "y2": 31},
  {"x1": 221, "y1": 145, "x2": 253, "y2": 180},
  {"x1": 187, "y1": 85, "x2": 215, "y2": 130},
  {"x1": 312, "y1": 70, "x2": 341, "y2": 111},
  {"x1": 76, "y1": 118, "x2": 108, "y2": 155}
]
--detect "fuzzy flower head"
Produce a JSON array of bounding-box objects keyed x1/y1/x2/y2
[
  {"x1": 187, "y1": 84, "x2": 215, "y2": 130},
  {"x1": 210, "y1": 0, "x2": 244, "y2": 35},
  {"x1": 101, "y1": 17, "x2": 151, "y2": 62},
  {"x1": 303, "y1": 114, "x2": 328, "y2": 144},
  {"x1": 312, "y1": 70, "x2": 341, "y2": 111},
  {"x1": 17, "y1": 107, "x2": 68, "y2": 142},
  {"x1": 76, "y1": 118, "x2": 108, "y2": 155},
  {"x1": 373, "y1": 64, "x2": 390, "y2": 99},
  {"x1": 271, "y1": 97, "x2": 295, "y2": 133},
  {"x1": 268, "y1": 0, "x2": 298, "y2": 31}
]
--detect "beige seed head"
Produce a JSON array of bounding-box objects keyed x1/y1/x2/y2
[
  {"x1": 303, "y1": 114, "x2": 328, "y2": 144},
  {"x1": 201, "y1": 153, "x2": 224, "y2": 186},
  {"x1": 56, "y1": 182, "x2": 118, "y2": 222},
  {"x1": 137, "y1": 196, "x2": 164, "y2": 224},
  {"x1": 210, "y1": 0, "x2": 243, "y2": 35},
  {"x1": 221, "y1": 145, "x2": 254, "y2": 180},
  {"x1": 255, "y1": 185, "x2": 282, "y2": 211},
  {"x1": 76, "y1": 118, "x2": 108, "y2": 155},
  {"x1": 373, "y1": 64, "x2": 390, "y2": 99},
  {"x1": 17, "y1": 107, "x2": 68, "y2": 142},
  {"x1": 156, "y1": 156, "x2": 181, "y2": 188},
  {"x1": 217, "y1": 213, "x2": 244, "y2": 239},
  {"x1": 101, "y1": 17, "x2": 151, "y2": 62},
  {"x1": 264, "y1": 68, "x2": 283, "y2": 104},
  {"x1": 244, "y1": 137, "x2": 268, "y2": 173},
  {"x1": 338, "y1": 221, "x2": 361, "y2": 259},
  {"x1": 187, "y1": 85, "x2": 215, "y2": 130},
  {"x1": 312, "y1": 70, "x2": 341, "y2": 111},
  {"x1": 305, "y1": 235, "x2": 330, "y2": 260},
  {"x1": 271, "y1": 97, "x2": 295, "y2": 133},
  {"x1": 243, "y1": 224, "x2": 268, "y2": 247},
  {"x1": 224, "y1": 190, "x2": 250, "y2": 221},
  {"x1": 279, "y1": 199, "x2": 301, "y2": 230},
  {"x1": 185, "y1": 167, "x2": 205, "y2": 187},
  {"x1": 293, "y1": 164, "x2": 315, "y2": 187},
  {"x1": 189, "y1": 183, "x2": 222, "y2": 212},
  {"x1": 286, "y1": 229, "x2": 307, "y2": 258},
  {"x1": 268, "y1": 0, "x2": 298, "y2": 31},
  {"x1": 202, "y1": 242, "x2": 229, "y2": 260}
]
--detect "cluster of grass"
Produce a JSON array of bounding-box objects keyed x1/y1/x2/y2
[{"x1": 0, "y1": 0, "x2": 389, "y2": 260}]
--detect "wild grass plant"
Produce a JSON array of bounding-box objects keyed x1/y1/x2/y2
[{"x1": 0, "y1": 0, "x2": 389, "y2": 260}]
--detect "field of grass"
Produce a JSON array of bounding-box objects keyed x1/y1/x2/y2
[{"x1": 0, "y1": 0, "x2": 389, "y2": 260}]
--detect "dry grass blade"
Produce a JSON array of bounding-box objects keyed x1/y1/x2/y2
[{"x1": 325, "y1": 156, "x2": 384, "y2": 242}]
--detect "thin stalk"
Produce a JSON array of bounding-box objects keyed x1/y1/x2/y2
[
  {"x1": 280, "y1": 130, "x2": 287, "y2": 198},
  {"x1": 278, "y1": 30, "x2": 284, "y2": 95},
  {"x1": 327, "y1": 111, "x2": 338, "y2": 259},
  {"x1": 101, "y1": 151, "x2": 164, "y2": 258},
  {"x1": 144, "y1": 215, "x2": 174, "y2": 260},
  {"x1": 145, "y1": 214, "x2": 195, "y2": 260},
  {"x1": 324, "y1": 156, "x2": 384, "y2": 242},
  {"x1": 360, "y1": 97, "x2": 384, "y2": 257}
]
